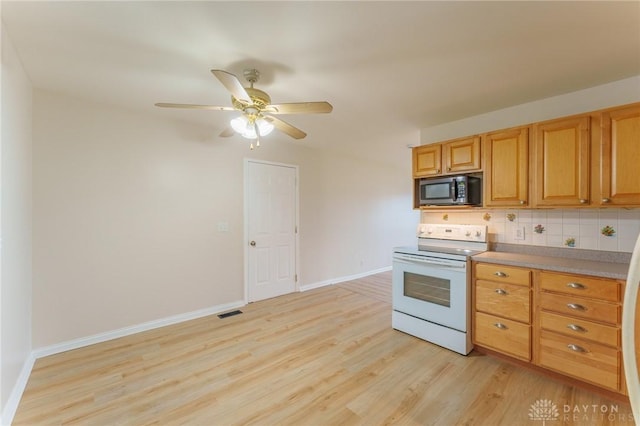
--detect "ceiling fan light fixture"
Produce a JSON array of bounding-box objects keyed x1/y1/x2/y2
[
  {"x1": 230, "y1": 115, "x2": 274, "y2": 140},
  {"x1": 256, "y1": 117, "x2": 274, "y2": 136}
]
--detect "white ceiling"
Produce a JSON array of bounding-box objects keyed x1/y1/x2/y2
[{"x1": 2, "y1": 1, "x2": 639, "y2": 167}]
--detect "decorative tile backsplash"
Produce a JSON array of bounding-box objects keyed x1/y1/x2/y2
[{"x1": 420, "y1": 208, "x2": 640, "y2": 253}]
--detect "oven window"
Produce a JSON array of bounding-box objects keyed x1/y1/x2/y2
[{"x1": 403, "y1": 271, "x2": 451, "y2": 307}]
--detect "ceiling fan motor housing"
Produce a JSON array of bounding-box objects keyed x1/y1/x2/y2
[{"x1": 232, "y1": 87, "x2": 271, "y2": 111}]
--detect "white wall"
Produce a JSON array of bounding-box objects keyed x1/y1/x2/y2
[
  {"x1": 421, "y1": 76, "x2": 640, "y2": 144},
  {"x1": 1, "y1": 25, "x2": 33, "y2": 420},
  {"x1": 32, "y1": 90, "x2": 419, "y2": 349}
]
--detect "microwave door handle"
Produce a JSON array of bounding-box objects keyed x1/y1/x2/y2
[{"x1": 450, "y1": 181, "x2": 457, "y2": 202}]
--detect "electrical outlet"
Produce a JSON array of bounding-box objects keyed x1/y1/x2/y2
[{"x1": 514, "y1": 226, "x2": 526, "y2": 240}]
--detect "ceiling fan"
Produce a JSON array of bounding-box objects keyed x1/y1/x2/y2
[{"x1": 155, "y1": 68, "x2": 333, "y2": 149}]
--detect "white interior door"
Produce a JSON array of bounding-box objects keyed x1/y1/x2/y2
[{"x1": 246, "y1": 160, "x2": 298, "y2": 302}]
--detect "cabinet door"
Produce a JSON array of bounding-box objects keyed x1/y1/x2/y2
[
  {"x1": 483, "y1": 128, "x2": 529, "y2": 207},
  {"x1": 443, "y1": 136, "x2": 481, "y2": 173},
  {"x1": 533, "y1": 116, "x2": 590, "y2": 206},
  {"x1": 412, "y1": 144, "x2": 442, "y2": 177},
  {"x1": 599, "y1": 105, "x2": 640, "y2": 206}
]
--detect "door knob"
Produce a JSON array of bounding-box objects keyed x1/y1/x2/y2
[{"x1": 249, "y1": 241, "x2": 256, "y2": 246}]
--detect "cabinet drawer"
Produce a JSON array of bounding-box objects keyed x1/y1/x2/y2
[
  {"x1": 539, "y1": 271, "x2": 620, "y2": 302},
  {"x1": 538, "y1": 330, "x2": 620, "y2": 391},
  {"x1": 475, "y1": 280, "x2": 531, "y2": 323},
  {"x1": 474, "y1": 312, "x2": 530, "y2": 361},
  {"x1": 475, "y1": 264, "x2": 531, "y2": 286},
  {"x1": 539, "y1": 292, "x2": 620, "y2": 325},
  {"x1": 539, "y1": 311, "x2": 619, "y2": 347}
]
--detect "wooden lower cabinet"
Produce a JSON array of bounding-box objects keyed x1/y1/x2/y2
[
  {"x1": 536, "y1": 271, "x2": 625, "y2": 394},
  {"x1": 538, "y1": 330, "x2": 620, "y2": 391},
  {"x1": 475, "y1": 312, "x2": 531, "y2": 361},
  {"x1": 473, "y1": 263, "x2": 628, "y2": 395},
  {"x1": 473, "y1": 263, "x2": 532, "y2": 361},
  {"x1": 539, "y1": 310, "x2": 619, "y2": 347}
]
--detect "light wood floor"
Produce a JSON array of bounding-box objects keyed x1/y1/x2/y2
[{"x1": 14, "y1": 272, "x2": 633, "y2": 425}]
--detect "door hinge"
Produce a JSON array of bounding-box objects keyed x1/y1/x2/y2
[
  {"x1": 295, "y1": 226, "x2": 298, "y2": 234},
  {"x1": 295, "y1": 274, "x2": 298, "y2": 282}
]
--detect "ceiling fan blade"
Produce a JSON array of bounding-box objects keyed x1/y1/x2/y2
[
  {"x1": 219, "y1": 126, "x2": 235, "y2": 137},
  {"x1": 155, "y1": 103, "x2": 235, "y2": 111},
  {"x1": 267, "y1": 101, "x2": 333, "y2": 114},
  {"x1": 264, "y1": 116, "x2": 307, "y2": 139},
  {"x1": 211, "y1": 70, "x2": 251, "y2": 104}
]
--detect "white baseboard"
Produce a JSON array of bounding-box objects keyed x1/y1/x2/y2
[
  {"x1": 299, "y1": 266, "x2": 391, "y2": 292},
  {"x1": 1, "y1": 352, "x2": 35, "y2": 426},
  {"x1": 2, "y1": 300, "x2": 244, "y2": 426},
  {"x1": 33, "y1": 300, "x2": 245, "y2": 359}
]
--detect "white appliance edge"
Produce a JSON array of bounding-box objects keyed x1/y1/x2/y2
[{"x1": 623, "y1": 233, "x2": 640, "y2": 421}]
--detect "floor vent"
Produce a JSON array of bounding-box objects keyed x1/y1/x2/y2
[{"x1": 218, "y1": 310, "x2": 243, "y2": 319}]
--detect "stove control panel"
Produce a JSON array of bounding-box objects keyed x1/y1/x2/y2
[{"x1": 417, "y1": 223, "x2": 487, "y2": 243}]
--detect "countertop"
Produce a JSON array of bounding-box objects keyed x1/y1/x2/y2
[{"x1": 471, "y1": 244, "x2": 631, "y2": 280}]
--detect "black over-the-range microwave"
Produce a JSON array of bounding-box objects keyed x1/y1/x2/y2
[{"x1": 418, "y1": 175, "x2": 482, "y2": 206}]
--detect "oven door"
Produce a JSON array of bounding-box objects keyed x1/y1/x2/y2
[{"x1": 392, "y1": 252, "x2": 469, "y2": 332}]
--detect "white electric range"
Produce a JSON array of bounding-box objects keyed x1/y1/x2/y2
[{"x1": 392, "y1": 223, "x2": 488, "y2": 355}]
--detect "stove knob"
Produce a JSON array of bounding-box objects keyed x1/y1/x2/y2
[
  {"x1": 465, "y1": 231, "x2": 471, "y2": 237},
  {"x1": 476, "y1": 231, "x2": 482, "y2": 237}
]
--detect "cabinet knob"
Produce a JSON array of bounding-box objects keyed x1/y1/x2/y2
[
  {"x1": 579, "y1": 198, "x2": 588, "y2": 204},
  {"x1": 602, "y1": 198, "x2": 611, "y2": 203},
  {"x1": 567, "y1": 324, "x2": 587, "y2": 333},
  {"x1": 494, "y1": 322, "x2": 508, "y2": 330},
  {"x1": 494, "y1": 271, "x2": 508, "y2": 278},
  {"x1": 436, "y1": 169, "x2": 440, "y2": 174},
  {"x1": 519, "y1": 200, "x2": 526, "y2": 205},
  {"x1": 447, "y1": 167, "x2": 451, "y2": 172},
  {"x1": 250, "y1": 240, "x2": 256, "y2": 246},
  {"x1": 566, "y1": 303, "x2": 586, "y2": 311},
  {"x1": 567, "y1": 344, "x2": 588, "y2": 353},
  {"x1": 494, "y1": 288, "x2": 508, "y2": 295},
  {"x1": 566, "y1": 282, "x2": 586, "y2": 290}
]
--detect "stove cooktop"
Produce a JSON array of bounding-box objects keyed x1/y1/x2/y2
[{"x1": 394, "y1": 223, "x2": 489, "y2": 259}]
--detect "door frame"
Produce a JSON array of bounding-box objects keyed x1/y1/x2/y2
[{"x1": 243, "y1": 158, "x2": 300, "y2": 304}]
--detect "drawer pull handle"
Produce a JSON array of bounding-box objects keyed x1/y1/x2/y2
[
  {"x1": 494, "y1": 271, "x2": 508, "y2": 278},
  {"x1": 567, "y1": 303, "x2": 586, "y2": 311},
  {"x1": 567, "y1": 324, "x2": 587, "y2": 333},
  {"x1": 494, "y1": 322, "x2": 508, "y2": 330},
  {"x1": 495, "y1": 288, "x2": 508, "y2": 295},
  {"x1": 567, "y1": 344, "x2": 588, "y2": 353},
  {"x1": 567, "y1": 282, "x2": 586, "y2": 290}
]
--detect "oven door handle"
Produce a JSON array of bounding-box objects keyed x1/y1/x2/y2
[{"x1": 393, "y1": 255, "x2": 466, "y2": 269}]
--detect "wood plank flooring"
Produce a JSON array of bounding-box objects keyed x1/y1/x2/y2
[{"x1": 13, "y1": 272, "x2": 634, "y2": 425}]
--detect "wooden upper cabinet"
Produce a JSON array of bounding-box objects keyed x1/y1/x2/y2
[
  {"x1": 443, "y1": 136, "x2": 481, "y2": 174},
  {"x1": 598, "y1": 104, "x2": 640, "y2": 206},
  {"x1": 412, "y1": 144, "x2": 442, "y2": 177},
  {"x1": 483, "y1": 127, "x2": 529, "y2": 207},
  {"x1": 533, "y1": 115, "x2": 590, "y2": 206},
  {"x1": 413, "y1": 136, "x2": 481, "y2": 178}
]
